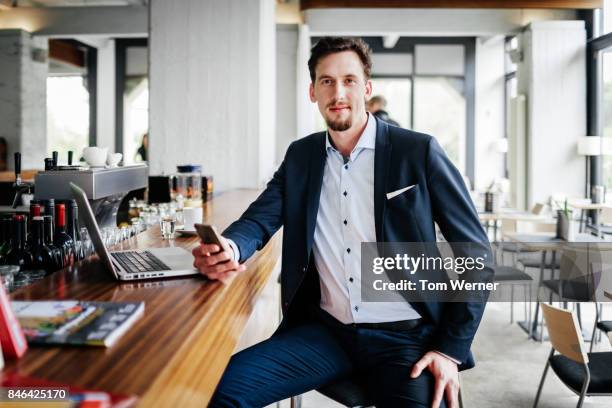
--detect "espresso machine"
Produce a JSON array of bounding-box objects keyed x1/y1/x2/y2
[{"x1": 32, "y1": 153, "x2": 148, "y2": 229}]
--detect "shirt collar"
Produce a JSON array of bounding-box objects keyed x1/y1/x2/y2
[{"x1": 325, "y1": 113, "x2": 377, "y2": 154}]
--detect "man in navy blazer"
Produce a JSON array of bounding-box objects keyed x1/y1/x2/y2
[{"x1": 195, "y1": 37, "x2": 491, "y2": 408}]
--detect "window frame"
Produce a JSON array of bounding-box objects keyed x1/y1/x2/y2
[{"x1": 115, "y1": 38, "x2": 148, "y2": 155}]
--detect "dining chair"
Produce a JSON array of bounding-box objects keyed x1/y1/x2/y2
[{"x1": 534, "y1": 303, "x2": 612, "y2": 408}]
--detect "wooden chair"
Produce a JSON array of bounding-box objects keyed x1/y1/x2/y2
[{"x1": 533, "y1": 303, "x2": 612, "y2": 408}]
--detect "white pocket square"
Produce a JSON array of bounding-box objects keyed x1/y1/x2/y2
[{"x1": 386, "y1": 184, "x2": 416, "y2": 200}]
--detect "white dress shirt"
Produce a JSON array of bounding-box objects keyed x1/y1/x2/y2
[{"x1": 312, "y1": 114, "x2": 420, "y2": 324}]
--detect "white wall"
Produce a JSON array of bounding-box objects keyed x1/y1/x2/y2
[
  {"x1": 518, "y1": 21, "x2": 586, "y2": 206},
  {"x1": 276, "y1": 24, "x2": 298, "y2": 164},
  {"x1": 474, "y1": 35, "x2": 506, "y2": 191},
  {"x1": 258, "y1": 0, "x2": 277, "y2": 183},
  {"x1": 96, "y1": 39, "x2": 115, "y2": 153},
  {"x1": 296, "y1": 24, "x2": 317, "y2": 140},
  {"x1": 149, "y1": 0, "x2": 276, "y2": 191},
  {"x1": 0, "y1": 29, "x2": 47, "y2": 170}
]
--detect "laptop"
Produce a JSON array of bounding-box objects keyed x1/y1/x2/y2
[{"x1": 70, "y1": 182, "x2": 198, "y2": 281}]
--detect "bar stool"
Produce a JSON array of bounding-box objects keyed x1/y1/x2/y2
[{"x1": 290, "y1": 374, "x2": 464, "y2": 407}]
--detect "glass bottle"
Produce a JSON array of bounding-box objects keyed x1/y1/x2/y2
[
  {"x1": 5, "y1": 215, "x2": 33, "y2": 271},
  {"x1": 65, "y1": 200, "x2": 81, "y2": 259},
  {"x1": 43, "y1": 215, "x2": 63, "y2": 270},
  {"x1": 27, "y1": 203, "x2": 42, "y2": 247},
  {"x1": 54, "y1": 204, "x2": 75, "y2": 267},
  {"x1": 0, "y1": 217, "x2": 12, "y2": 263},
  {"x1": 29, "y1": 216, "x2": 55, "y2": 274}
]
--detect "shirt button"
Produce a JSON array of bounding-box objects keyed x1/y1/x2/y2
[
  {"x1": 354, "y1": 306, "x2": 359, "y2": 312},
  {"x1": 343, "y1": 191, "x2": 347, "y2": 196},
  {"x1": 349, "y1": 277, "x2": 354, "y2": 282},
  {"x1": 344, "y1": 165, "x2": 348, "y2": 170},
  {"x1": 343, "y1": 220, "x2": 348, "y2": 225},
  {"x1": 302, "y1": 266, "x2": 306, "y2": 272},
  {"x1": 347, "y1": 248, "x2": 351, "y2": 253}
]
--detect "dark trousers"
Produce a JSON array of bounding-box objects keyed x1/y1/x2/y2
[{"x1": 210, "y1": 308, "x2": 445, "y2": 408}]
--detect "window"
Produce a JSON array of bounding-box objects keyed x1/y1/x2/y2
[
  {"x1": 590, "y1": 7, "x2": 612, "y2": 192},
  {"x1": 123, "y1": 77, "x2": 149, "y2": 164},
  {"x1": 46, "y1": 39, "x2": 95, "y2": 160},
  {"x1": 414, "y1": 77, "x2": 466, "y2": 169},
  {"x1": 605, "y1": 0, "x2": 612, "y2": 35},
  {"x1": 116, "y1": 39, "x2": 149, "y2": 164},
  {"x1": 46, "y1": 76, "x2": 90, "y2": 160},
  {"x1": 370, "y1": 78, "x2": 412, "y2": 128},
  {"x1": 602, "y1": 52, "x2": 612, "y2": 188}
]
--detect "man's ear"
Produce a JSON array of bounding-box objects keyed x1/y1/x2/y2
[
  {"x1": 365, "y1": 79, "x2": 373, "y2": 99},
  {"x1": 309, "y1": 82, "x2": 316, "y2": 103}
]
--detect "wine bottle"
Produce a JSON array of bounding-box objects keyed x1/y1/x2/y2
[
  {"x1": 27, "y1": 203, "x2": 42, "y2": 247},
  {"x1": 43, "y1": 199, "x2": 55, "y2": 219},
  {"x1": 29, "y1": 217, "x2": 55, "y2": 274},
  {"x1": 54, "y1": 204, "x2": 75, "y2": 267},
  {"x1": 43, "y1": 215, "x2": 63, "y2": 271},
  {"x1": 0, "y1": 217, "x2": 12, "y2": 263},
  {"x1": 5, "y1": 215, "x2": 33, "y2": 271},
  {"x1": 65, "y1": 200, "x2": 81, "y2": 260}
]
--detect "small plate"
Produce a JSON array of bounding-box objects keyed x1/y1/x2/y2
[{"x1": 176, "y1": 228, "x2": 198, "y2": 237}]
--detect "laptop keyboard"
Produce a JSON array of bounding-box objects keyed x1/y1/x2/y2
[{"x1": 112, "y1": 251, "x2": 171, "y2": 274}]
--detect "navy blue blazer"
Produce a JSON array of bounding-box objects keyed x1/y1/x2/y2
[{"x1": 223, "y1": 116, "x2": 491, "y2": 370}]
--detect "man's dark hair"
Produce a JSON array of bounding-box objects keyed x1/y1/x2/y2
[{"x1": 308, "y1": 37, "x2": 372, "y2": 82}]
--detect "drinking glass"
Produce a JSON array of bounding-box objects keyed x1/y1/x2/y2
[
  {"x1": 0, "y1": 265, "x2": 18, "y2": 291},
  {"x1": 160, "y1": 215, "x2": 177, "y2": 240},
  {"x1": 79, "y1": 227, "x2": 91, "y2": 255}
]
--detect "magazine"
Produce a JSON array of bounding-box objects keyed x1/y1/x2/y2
[{"x1": 11, "y1": 301, "x2": 144, "y2": 347}]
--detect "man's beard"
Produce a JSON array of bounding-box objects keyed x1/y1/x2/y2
[
  {"x1": 324, "y1": 99, "x2": 354, "y2": 131},
  {"x1": 326, "y1": 117, "x2": 352, "y2": 132}
]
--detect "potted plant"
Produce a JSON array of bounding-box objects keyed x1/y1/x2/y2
[
  {"x1": 484, "y1": 180, "x2": 500, "y2": 213},
  {"x1": 555, "y1": 199, "x2": 577, "y2": 241}
]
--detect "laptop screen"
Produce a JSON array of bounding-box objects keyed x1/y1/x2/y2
[{"x1": 69, "y1": 182, "x2": 119, "y2": 279}]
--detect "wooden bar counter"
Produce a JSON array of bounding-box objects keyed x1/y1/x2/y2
[{"x1": 2, "y1": 189, "x2": 281, "y2": 407}]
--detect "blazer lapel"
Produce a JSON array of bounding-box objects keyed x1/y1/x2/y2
[
  {"x1": 305, "y1": 132, "x2": 327, "y2": 255},
  {"x1": 374, "y1": 117, "x2": 391, "y2": 243}
]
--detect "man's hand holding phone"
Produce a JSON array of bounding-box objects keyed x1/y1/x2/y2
[{"x1": 192, "y1": 224, "x2": 246, "y2": 282}]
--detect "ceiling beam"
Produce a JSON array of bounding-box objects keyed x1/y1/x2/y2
[
  {"x1": 49, "y1": 39, "x2": 85, "y2": 67},
  {"x1": 301, "y1": 0, "x2": 603, "y2": 10},
  {"x1": 0, "y1": 6, "x2": 147, "y2": 37}
]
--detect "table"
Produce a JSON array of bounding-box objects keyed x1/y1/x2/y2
[
  {"x1": 568, "y1": 200, "x2": 612, "y2": 237},
  {"x1": 2, "y1": 189, "x2": 282, "y2": 407},
  {"x1": 478, "y1": 210, "x2": 551, "y2": 241},
  {"x1": 502, "y1": 232, "x2": 605, "y2": 341}
]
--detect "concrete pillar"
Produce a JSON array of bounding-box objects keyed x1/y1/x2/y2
[
  {"x1": 96, "y1": 39, "x2": 115, "y2": 154},
  {"x1": 474, "y1": 35, "x2": 505, "y2": 192},
  {"x1": 0, "y1": 29, "x2": 47, "y2": 170},
  {"x1": 149, "y1": 0, "x2": 276, "y2": 191},
  {"x1": 517, "y1": 21, "x2": 586, "y2": 207}
]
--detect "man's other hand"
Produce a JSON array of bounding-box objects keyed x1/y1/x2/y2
[
  {"x1": 410, "y1": 351, "x2": 460, "y2": 408},
  {"x1": 192, "y1": 238, "x2": 246, "y2": 282}
]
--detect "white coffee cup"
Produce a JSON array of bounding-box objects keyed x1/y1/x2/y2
[{"x1": 182, "y1": 207, "x2": 203, "y2": 232}]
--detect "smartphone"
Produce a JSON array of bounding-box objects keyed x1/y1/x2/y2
[{"x1": 194, "y1": 223, "x2": 232, "y2": 254}]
